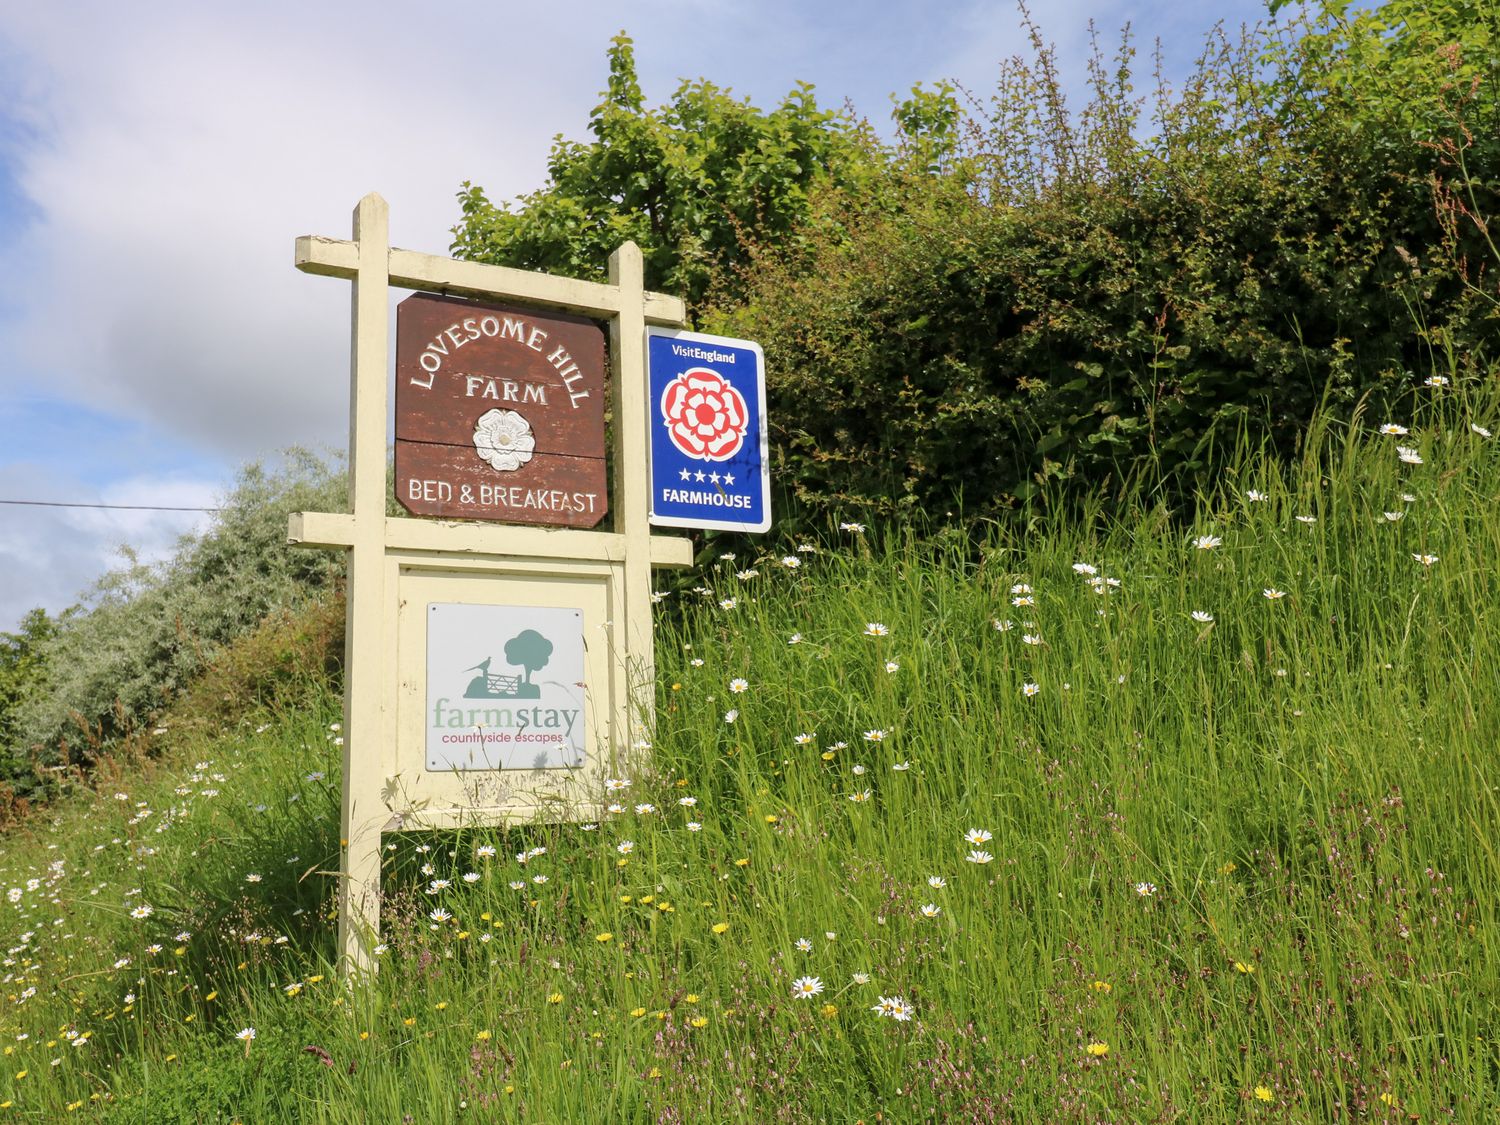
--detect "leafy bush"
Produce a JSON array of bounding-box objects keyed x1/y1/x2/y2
[
  {"x1": 0, "y1": 608, "x2": 59, "y2": 809},
  {"x1": 449, "y1": 33, "x2": 933, "y2": 310},
  {"x1": 706, "y1": 6, "x2": 1498, "y2": 519},
  {"x1": 7, "y1": 450, "x2": 347, "y2": 792}
]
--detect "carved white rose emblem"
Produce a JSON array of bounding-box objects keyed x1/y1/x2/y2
[{"x1": 472, "y1": 409, "x2": 536, "y2": 472}]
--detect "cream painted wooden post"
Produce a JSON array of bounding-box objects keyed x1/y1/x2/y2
[
  {"x1": 608, "y1": 243, "x2": 655, "y2": 749},
  {"x1": 339, "y1": 194, "x2": 392, "y2": 974}
]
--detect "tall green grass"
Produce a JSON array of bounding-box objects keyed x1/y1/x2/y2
[{"x1": 1, "y1": 387, "x2": 1496, "y2": 1121}]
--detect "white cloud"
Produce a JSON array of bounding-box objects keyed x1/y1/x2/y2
[
  {"x1": 0, "y1": 464, "x2": 219, "y2": 628},
  {"x1": 0, "y1": 2, "x2": 640, "y2": 460}
]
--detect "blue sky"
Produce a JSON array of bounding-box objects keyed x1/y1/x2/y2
[{"x1": 0, "y1": 0, "x2": 1275, "y2": 632}]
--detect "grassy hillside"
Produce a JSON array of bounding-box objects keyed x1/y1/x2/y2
[{"x1": 1, "y1": 389, "x2": 1496, "y2": 1121}]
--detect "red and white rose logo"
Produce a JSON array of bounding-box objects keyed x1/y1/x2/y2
[{"x1": 660, "y1": 367, "x2": 748, "y2": 461}]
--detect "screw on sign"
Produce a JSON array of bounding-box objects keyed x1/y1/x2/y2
[{"x1": 660, "y1": 368, "x2": 749, "y2": 461}]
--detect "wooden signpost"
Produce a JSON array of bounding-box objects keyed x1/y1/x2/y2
[{"x1": 288, "y1": 193, "x2": 693, "y2": 975}]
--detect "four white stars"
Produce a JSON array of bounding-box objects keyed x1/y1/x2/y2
[{"x1": 676, "y1": 467, "x2": 737, "y2": 486}]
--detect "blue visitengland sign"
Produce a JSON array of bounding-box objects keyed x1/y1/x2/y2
[{"x1": 645, "y1": 327, "x2": 770, "y2": 533}]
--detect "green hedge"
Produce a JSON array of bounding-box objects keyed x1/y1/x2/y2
[{"x1": 707, "y1": 5, "x2": 1498, "y2": 518}]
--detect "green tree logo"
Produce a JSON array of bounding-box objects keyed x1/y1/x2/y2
[{"x1": 504, "y1": 629, "x2": 553, "y2": 687}]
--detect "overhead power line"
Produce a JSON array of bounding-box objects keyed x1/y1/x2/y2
[{"x1": 0, "y1": 499, "x2": 222, "y2": 513}]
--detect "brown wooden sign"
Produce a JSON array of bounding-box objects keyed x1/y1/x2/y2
[{"x1": 394, "y1": 293, "x2": 608, "y2": 527}]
